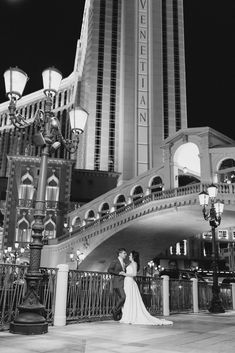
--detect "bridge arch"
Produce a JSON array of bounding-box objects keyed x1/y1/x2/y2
[
  {"x1": 173, "y1": 142, "x2": 200, "y2": 188},
  {"x1": 113, "y1": 194, "x2": 126, "y2": 211},
  {"x1": 149, "y1": 176, "x2": 164, "y2": 193},
  {"x1": 99, "y1": 202, "x2": 110, "y2": 217},
  {"x1": 85, "y1": 209, "x2": 96, "y2": 224},
  {"x1": 71, "y1": 216, "x2": 82, "y2": 228},
  {"x1": 216, "y1": 158, "x2": 235, "y2": 184},
  {"x1": 130, "y1": 185, "x2": 144, "y2": 202}
]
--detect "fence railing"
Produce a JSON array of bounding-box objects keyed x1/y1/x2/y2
[
  {"x1": 0, "y1": 265, "x2": 234, "y2": 330},
  {"x1": 66, "y1": 271, "x2": 163, "y2": 323},
  {"x1": 198, "y1": 281, "x2": 233, "y2": 311},
  {"x1": 169, "y1": 279, "x2": 193, "y2": 313},
  {"x1": 0, "y1": 264, "x2": 57, "y2": 330},
  {"x1": 66, "y1": 271, "x2": 115, "y2": 322},
  {"x1": 136, "y1": 276, "x2": 163, "y2": 315}
]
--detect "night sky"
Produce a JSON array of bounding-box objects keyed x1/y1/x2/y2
[{"x1": 0, "y1": 0, "x2": 234, "y2": 139}]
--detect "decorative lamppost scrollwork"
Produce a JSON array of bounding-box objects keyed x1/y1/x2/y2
[
  {"x1": 198, "y1": 184, "x2": 225, "y2": 313},
  {"x1": 3, "y1": 66, "x2": 88, "y2": 335},
  {"x1": 70, "y1": 249, "x2": 85, "y2": 270},
  {"x1": 3, "y1": 242, "x2": 27, "y2": 264}
]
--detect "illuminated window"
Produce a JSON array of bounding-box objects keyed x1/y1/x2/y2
[
  {"x1": 19, "y1": 169, "x2": 34, "y2": 200},
  {"x1": 46, "y1": 171, "x2": 59, "y2": 202},
  {"x1": 176, "y1": 242, "x2": 181, "y2": 255},
  {"x1": 202, "y1": 232, "x2": 212, "y2": 239},
  {"x1": 218, "y1": 230, "x2": 228, "y2": 240}
]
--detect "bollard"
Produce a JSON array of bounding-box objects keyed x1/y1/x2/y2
[
  {"x1": 191, "y1": 278, "x2": 199, "y2": 313},
  {"x1": 161, "y1": 275, "x2": 170, "y2": 316},
  {"x1": 231, "y1": 283, "x2": 235, "y2": 310},
  {"x1": 53, "y1": 264, "x2": 69, "y2": 326}
]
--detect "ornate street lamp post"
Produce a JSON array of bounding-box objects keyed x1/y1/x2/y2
[
  {"x1": 3, "y1": 242, "x2": 26, "y2": 264},
  {"x1": 198, "y1": 184, "x2": 225, "y2": 313},
  {"x1": 3, "y1": 67, "x2": 88, "y2": 334},
  {"x1": 70, "y1": 249, "x2": 85, "y2": 270}
]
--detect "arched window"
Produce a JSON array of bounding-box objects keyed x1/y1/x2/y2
[
  {"x1": 132, "y1": 186, "x2": 143, "y2": 201},
  {"x1": 18, "y1": 169, "x2": 35, "y2": 200},
  {"x1": 72, "y1": 217, "x2": 82, "y2": 228},
  {"x1": 43, "y1": 216, "x2": 56, "y2": 239},
  {"x1": 16, "y1": 215, "x2": 31, "y2": 243},
  {"x1": 114, "y1": 195, "x2": 126, "y2": 210},
  {"x1": 150, "y1": 176, "x2": 163, "y2": 193},
  {"x1": 99, "y1": 202, "x2": 109, "y2": 217},
  {"x1": 218, "y1": 158, "x2": 235, "y2": 184},
  {"x1": 46, "y1": 170, "x2": 59, "y2": 202},
  {"x1": 85, "y1": 210, "x2": 95, "y2": 224}
]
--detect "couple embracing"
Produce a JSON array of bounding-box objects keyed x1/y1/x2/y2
[{"x1": 108, "y1": 248, "x2": 173, "y2": 326}]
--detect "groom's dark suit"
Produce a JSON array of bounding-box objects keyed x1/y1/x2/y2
[{"x1": 107, "y1": 258, "x2": 126, "y2": 319}]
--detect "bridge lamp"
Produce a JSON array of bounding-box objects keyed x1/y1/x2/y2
[
  {"x1": 4, "y1": 66, "x2": 88, "y2": 335},
  {"x1": 198, "y1": 184, "x2": 225, "y2": 314}
]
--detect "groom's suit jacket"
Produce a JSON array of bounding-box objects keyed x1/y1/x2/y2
[{"x1": 107, "y1": 259, "x2": 125, "y2": 289}]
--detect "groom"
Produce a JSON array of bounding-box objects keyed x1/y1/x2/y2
[{"x1": 107, "y1": 248, "x2": 127, "y2": 321}]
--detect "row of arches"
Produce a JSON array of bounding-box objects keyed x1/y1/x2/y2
[
  {"x1": 19, "y1": 169, "x2": 59, "y2": 202},
  {"x1": 70, "y1": 156, "x2": 235, "y2": 230},
  {"x1": 16, "y1": 214, "x2": 56, "y2": 243},
  {"x1": 71, "y1": 176, "x2": 164, "y2": 228}
]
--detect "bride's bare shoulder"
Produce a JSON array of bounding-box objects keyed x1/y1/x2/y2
[{"x1": 132, "y1": 262, "x2": 137, "y2": 271}]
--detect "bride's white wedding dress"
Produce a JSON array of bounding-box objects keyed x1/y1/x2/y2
[{"x1": 120, "y1": 263, "x2": 173, "y2": 325}]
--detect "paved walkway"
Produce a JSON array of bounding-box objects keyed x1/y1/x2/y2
[{"x1": 1, "y1": 311, "x2": 235, "y2": 353}]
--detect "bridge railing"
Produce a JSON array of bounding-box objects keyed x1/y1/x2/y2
[
  {"x1": 0, "y1": 264, "x2": 57, "y2": 331},
  {"x1": 58, "y1": 182, "x2": 235, "y2": 243}
]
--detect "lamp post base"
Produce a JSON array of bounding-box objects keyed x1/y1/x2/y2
[{"x1": 10, "y1": 312, "x2": 48, "y2": 335}]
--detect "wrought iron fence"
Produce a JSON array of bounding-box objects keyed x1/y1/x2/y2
[
  {"x1": 220, "y1": 284, "x2": 233, "y2": 310},
  {"x1": 198, "y1": 281, "x2": 212, "y2": 310},
  {"x1": 169, "y1": 279, "x2": 193, "y2": 313},
  {"x1": 66, "y1": 270, "x2": 114, "y2": 322},
  {"x1": 136, "y1": 276, "x2": 163, "y2": 315},
  {"x1": 198, "y1": 282, "x2": 233, "y2": 311},
  {"x1": 38, "y1": 267, "x2": 58, "y2": 322},
  {"x1": 0, "y1": 264, "x2": 57, "y2": 330},
  {"x1": 0, "y1": 264, "x2": 27, "y2": 330}
]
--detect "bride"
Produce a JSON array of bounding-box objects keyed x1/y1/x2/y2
[{"x1": 119, "y1": 250, "x2": 173, "y2": 325}]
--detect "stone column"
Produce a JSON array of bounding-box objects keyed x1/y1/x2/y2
[
  {"x1": 161, "y1": 275, "x2": 170, "y2": 316},
  {"x1": 54, "y1": 264, "x2": 69, "y2": 326}
]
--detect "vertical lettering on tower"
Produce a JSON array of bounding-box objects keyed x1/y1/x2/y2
[{"x1": 137, "y1": 0, "x2": 149, "y2": 175}]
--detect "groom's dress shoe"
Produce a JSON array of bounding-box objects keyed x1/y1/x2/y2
[{"x1": 111, "y1": 308, "x2": 122, "y2": 321}]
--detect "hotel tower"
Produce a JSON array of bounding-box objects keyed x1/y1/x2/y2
[{"x1": 76, "y1": 0, "x2": 187, "y2": 182}]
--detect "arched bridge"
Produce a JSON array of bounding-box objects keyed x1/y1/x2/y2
[{"x1": 41, "y1": 182, "x2": 235, "y2": 271}]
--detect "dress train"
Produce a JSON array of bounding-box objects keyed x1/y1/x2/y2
[{"x1": 120, "y1": 264, "x2": 173, "y2": 325}]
